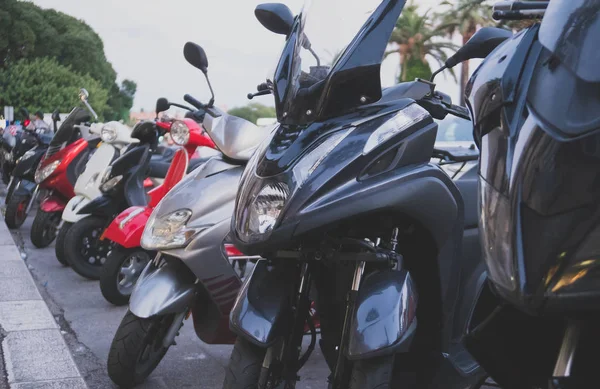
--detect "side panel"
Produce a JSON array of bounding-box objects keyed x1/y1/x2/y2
[
  {"x1": 129, "y1": 258, "x2": 197, "y2": 318},
  {"x1": 229, "y1": 260, "x2": 292, "y2": 347},
  {"x1": 102, "y1": 206, "x2": 151, "y2": 248},
  {"x1": 347, "y1": 269, "x2": 418, "y2": 360},
  {"x1": 77, "y1": 194, "x2": 124, "y2": 218},
  {"x1": 73, "y1": 144, "x2": 116, "y2": 199}
]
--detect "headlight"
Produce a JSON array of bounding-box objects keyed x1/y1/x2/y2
[
  {"x1": 363, "y1": 103, "x2": 429, "y2": 155},
  {"x1": 141, "y1": 209, "x2": 202, "y2": 250},
  {"x1": 35, "y1": 160, "x2": 60, "y2": 183},
  {"x1": 237, "y1": 181, "x2": 290, "y2": 241},
  {"x1": 101, "y1": 124, "x2": 118, "y2": 143},
  {"x1": 170, "y1": 121, "x2": 190, "y2": 145},
  {"x1": 100, "y1": 175, "x2": 123, "y2": 192}
]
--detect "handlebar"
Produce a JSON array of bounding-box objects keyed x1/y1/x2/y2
[
  {"x1": 493, "y1": 1, "x2": 547, "y2": 20},
  {"x1": 247, "y1": 89, "x2": 272, "y2": 100},
  {"x1": 184, "y1": 94, "x2": 205, "y2": 110}
]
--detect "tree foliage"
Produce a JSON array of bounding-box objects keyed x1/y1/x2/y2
[
  {"x1": 228, "y1": 103, "x2": 276, "y2": 124},
  {"x1": 0, "y1": 57, "x2": 109, "y2": 116},
  {"x1": 0, "y1": 0, "x2": 135, "y2": 119}
]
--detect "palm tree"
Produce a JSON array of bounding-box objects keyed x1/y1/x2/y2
[
  {"x1": 387, "y1": 3, "x2": 458, "y2": 83},
  {"x1": 439, "y1": 0, "x2": 494, "y2": 105}
]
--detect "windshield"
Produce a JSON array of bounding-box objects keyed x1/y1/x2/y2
[
  {"x1": 49, "y1": 107, "x2": 90, "y2": 148},
  {"x1": 435, "y1": 116, "x2": 474, "y2": 145},
  {"x1": 539, "y1": 0, "x2": 600, "y2": 82},
  {"x1": 273, "y1": 0, "x2": 406, "y2": 125}
]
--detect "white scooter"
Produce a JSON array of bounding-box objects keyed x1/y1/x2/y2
[{"x1": 55, "y1": 121, "x2": 139, "y2": 265}]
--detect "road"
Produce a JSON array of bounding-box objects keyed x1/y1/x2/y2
[{"x1": 2, "y1": 194, "x2": 328, "y2": 388}]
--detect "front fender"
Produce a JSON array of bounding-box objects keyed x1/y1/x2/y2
[
  {"x1": 102, "y1": 206, "x2": 151, "y2": 248},
  {"x1": 348, "y1": 269, "x2": 418, "y2": 359},
  {"x1": 40, "y1": 194, "x2": 67, "y2": 212},
  {"x1": 13, "y1": 179, "x2": 36, "y2": 197},
  {"x1": 129, "y1": 258, "x2": 196, "y2": 318},
  {"x1": 229, "y1": 260, "x2": 293, "y2": 347},
  {"x1": 62, "y1": 196, "x2": 91, "y2": 223},
  {"x1": 77, "y1": 194, "x2": 122, "y2": 218}
]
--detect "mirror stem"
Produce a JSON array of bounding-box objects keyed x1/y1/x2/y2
[
  {"x1": 82, "y1": 99, "x2": 98, "y2": 121},
  {"x1": 204, "y1": 73, "x2": 215, "y2": 107},
  {"x1": 308, "y1": 47, "x2": 321, "y2": 67},
  {"x1": 430, "y1": 65, "x2": 446, "y2": 84}
]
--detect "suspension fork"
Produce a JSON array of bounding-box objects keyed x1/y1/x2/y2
[{"x1": 550, "y1": 320, "x2": 583, "y2": 389}]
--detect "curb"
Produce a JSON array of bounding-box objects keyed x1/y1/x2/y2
[{"x1": 0, "y1": 220, "x2": 88, "y2": 389}]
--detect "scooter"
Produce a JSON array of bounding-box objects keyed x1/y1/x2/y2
[
  {"x1": 99, "y1": 100, "x2": 218, "y2": 305},
  {"x1": 106, "y1": 45, "x2": 270, "y2": 387},
  {"x1": 31, "y1": 90, "x2": 99, "y2": 248},
  {"x1": 55, "y1": 120, "x2": 139, "y2": 265},
  {"x1": 64, "y1": 101, "x2": 215, "y2": 280}
]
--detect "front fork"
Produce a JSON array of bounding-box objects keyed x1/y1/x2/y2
[
  {"x1": 549, "y1": 320, "x2": 582, "y2": 389},
  {"x1": 25, "y1": 184, "x2": 39, "y2": 214}
]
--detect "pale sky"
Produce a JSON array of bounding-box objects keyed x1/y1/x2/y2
[{"x1": 32, "y1": 0, "x2": 469, "y2": 112}]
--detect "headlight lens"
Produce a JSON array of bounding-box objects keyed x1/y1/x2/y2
[
  {"x1": 170, "y1": 121, "x2": 190, "y2": 145},
  {"x1": 363, "y1": 103, "x2": 429, "y2": 155},
  {"x1": 141, "y1": 209, "x2": 202, "y2": 250},
  {"x1": 101, "y1": 124, "x2": 118, "y2": 143},
  {"x1": 17, "y1": 149, "x2": 36, "y2": 163},
  {"x1": 100, "y1": 175, "x2": 123, "y2": 192},
  {"x1": 35, "y1": 160, "x2": 60, "y2": 183}
]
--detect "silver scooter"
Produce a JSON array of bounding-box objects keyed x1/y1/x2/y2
[{"x1": 106, "y1": 42, "x2": 271, "y2": 388}]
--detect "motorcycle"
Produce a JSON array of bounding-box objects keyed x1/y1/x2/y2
[
  {"x1": 454, "y1": 2, "x2": 600, "y2": 388},
  {"x1": 55, "y1": 118, "x2": 139, "y2": 265},
  {"x1": 99, "y1": 99, "x2": 218, "y2": 305},
  {"x1": 64, "y1": 101, "x2": 214, "y2": 280},
  {"x1": 31, "y1": 90, "x2": 99, "y2": 248},
  {"x1": 1, "y1": 108, "x2": 38, "y2": 185},
  {"x1": 224, "y1": 2, "x2": 511, "y2": 388},
  {"x1": 106, "y1": 47, "x2": 269, "y2": 387}
]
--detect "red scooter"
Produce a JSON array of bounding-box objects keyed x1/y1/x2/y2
[
  {"x1": 99, "y1": 116, "x2": 215, "y2": 305},
  {"x1": 31, "y1": 106, "x2": 97, "y2": 248}
]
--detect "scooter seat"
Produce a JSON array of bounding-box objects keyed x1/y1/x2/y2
[
  {"x1": 455, "y1": 166, "x2": 478, "y2": 229},
  {"x1": 148, "y1": 157, "x2": 213, "y2": 178},
  {"x1": 151, "y1": 147, "x2": 175, "y2": 162}
]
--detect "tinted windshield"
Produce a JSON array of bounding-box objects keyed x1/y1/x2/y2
[
  {"x1": 435, "y1": 116, "x2": 474, "y2": 144},
  {"x1": 539, "y1": 0, "x2": 600, "y2": 82},
  {"x1": 50, "y1": 107, "x2": 90, "y2": 147},
  {"x1": 273, "y1": 0, "x2": 406, "y2": 125}
]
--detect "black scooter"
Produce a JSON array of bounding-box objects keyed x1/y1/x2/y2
[{"x1": 224, "y1": 2, "x2": 512, "y2": 388}]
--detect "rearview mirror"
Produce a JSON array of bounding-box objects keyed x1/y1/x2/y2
[
  {"x1": 183, "y1": 42, "x2": 209, "y2": 74},
  {"x1": 79, "y1": 88, "x2": 89, "y2": 102},
  {"x1": 255, "y1": 3, "x2": 294, "y2": 36},
  {"x1": 156, "y1": 98, "x2": 170, "y2": 114},
  {"x1": 51, "y1": 109, "x2": 60, "y2": 122},
  {"x1": 445, "y1": 27, "x2": 513, "y2": 69}
]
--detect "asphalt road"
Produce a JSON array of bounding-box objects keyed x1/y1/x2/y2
[{"x1": 1, "y1": 189, "x2": 328, "y2": 389}]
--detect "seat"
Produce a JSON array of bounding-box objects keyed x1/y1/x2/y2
[{"x1": 455, "y1": 165, "x2": 478, "y2": 229}]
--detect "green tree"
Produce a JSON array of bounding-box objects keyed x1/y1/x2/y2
[
  {"x1": 0, "y1": 58, "x2": 109, "y2": 117},
  {"x1": 228, "y1": 103, "x2": 276, "y2": 124},
  {"x1": 0, "y1": 0, "x2": 135, "y2": 119},
  {"x1": 440, "y1": 0, "x2": 494, "y2": 105},
  {"x1": 387, "y1": 3, "x2": 458, "y2": 83}
]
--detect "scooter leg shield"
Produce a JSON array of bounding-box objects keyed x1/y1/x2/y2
[
  {"x1": 347, "y1": 269, "x2": 418, "y2": 360},
  {"x1": 229, "y1": 259, "x2": 295, "y2": 347},
  {"x1": 129, "y1": 257, "x2": 197, "y2": 319},
  {"x1": 102, "y1": 206, "x2": 151, "y2": 248},
  {"x1": 62, "y1": 196, "x2": 91, "y2": 223}
]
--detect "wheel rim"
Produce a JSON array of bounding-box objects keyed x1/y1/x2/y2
[
  {"x1": 135, "y1": 315, "x2": 175, "y2": 375},
  {"x1": 42, "y1": 212, "x2": 60, "y2": 242},
  {"x1": 15, "y1": 198, "x2": 29, "y2": 224},
  {"x1": 117, "y1": 251, "x2": 150, "y2": 295},
  {"x1": 79, "y1": 227, "x2": 112, "y2": 266}
]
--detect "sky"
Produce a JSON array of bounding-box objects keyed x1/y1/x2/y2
[{"x1": 32, "y1": 0, "x2": 470, "y2": 113}]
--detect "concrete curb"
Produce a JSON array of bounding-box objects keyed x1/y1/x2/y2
[{"x1": 0, "y1": 221, "x2": 87, "y2": 389}]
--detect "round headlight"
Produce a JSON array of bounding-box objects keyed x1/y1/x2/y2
[
  {"x1": 170, "y1": 121, "x2": 190, "y2": 145},
  {"x1": 101, "y1": 125, "x2": 118, "y2": 143}
]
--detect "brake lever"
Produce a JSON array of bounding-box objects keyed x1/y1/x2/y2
[
  {"x1": 443, "y1": 102, "x2": 471, "y2": 121},
  {"x1": 247, "y1": 89, "x2": 272, "y2": 100}
]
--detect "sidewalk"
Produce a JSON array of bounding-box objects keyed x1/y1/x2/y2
[{"x1": 0, "y1": 221, "x2": 87, "y2": 389}]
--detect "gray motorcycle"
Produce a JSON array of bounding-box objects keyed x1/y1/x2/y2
[{"x1": 106, "y1": 42, "x2": 269, "y2": 388}]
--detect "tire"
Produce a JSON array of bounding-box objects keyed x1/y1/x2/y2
[
  {"x1": 5, "y1": 179, "x2": 17, "y2": 205},
  {"x1": 107, "y1": 310, "x2": 175, "y2": 388},
  {"x1": 100, "y1": 247, "x2": 151, "y2": 306},
  {"x1": 64, "y1": 216, "x2": 112, "y2": 280},
  {"x1": 5, "y1": 193, "x2": 30, "y2": 229},
  {"x1": 223, "y1": 338, "x2": 266, "y2": 389},
  {"x1": 30, "y1": 209, "x2": 61, "y2": 248},
  {"x1": 55, "y1": 222, "x2": 73, "y2": 266},
  {"x1": 349, "y1": 355, "x2": 395, "y2": 389}
]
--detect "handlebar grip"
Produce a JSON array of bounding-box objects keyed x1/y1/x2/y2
[
  {"x1": 184, "y1": 94, "x2": 204, "y2": 109},
  {"x1": 257, "y1": 82, "x2": 270, "y2": 91}
]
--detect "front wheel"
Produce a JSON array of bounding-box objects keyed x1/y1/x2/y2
[
  {"x1": 223, "y1": 338, "x2": 266, "y2": 389},
  {"x1": 30, "y1": 209, "x2": 61, "y2": 247},
  {"x1": 107, "y1": 310, "x2": 176, "y2": 388},
  {"x1": 349, "y1": 355, "x2": 395, "y2": 389},
  {"x1": 55, "y1": 222, "x2": 73, "y2": 266},
  {"x1": 64, "y1": 216, "x2": 112, "y2": 280},
  {"x1": 100, "y1": 247, "x2": 152, "y2": 306},
  {"x1": 5, "y1": 193, "x2": 30, "y2": 229}
]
